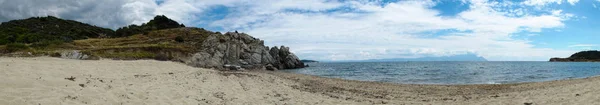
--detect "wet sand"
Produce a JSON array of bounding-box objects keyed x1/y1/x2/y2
[{"x1": 1, "y1": 57, "x2": 599, "y2": 105}]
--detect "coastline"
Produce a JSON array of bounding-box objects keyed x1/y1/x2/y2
[{"x1": 2, "y1": 57, "x2": 599, "y2": 104}]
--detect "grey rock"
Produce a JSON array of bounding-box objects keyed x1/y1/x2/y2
[
  {"x1": 269, "y1": 47, "x2": 282, "y2": 69},
  {"x1": 239, "y1": 60, "x2": 249, "y2": 65},
  {"x1": 223, "y1": 64, "x2": 243, "y2": 71},
  {"x1": 184, "y1": 30, "x2": 305, "y2": 70},
  {"x1": 59, "y1": 50, "x2": 98, "y2": 60},
  {"x1": 265, "y1": 64, "x2": 278, "y2": 71},
  {"x1": 282, "y1": 53, "x2": 304, "y2": 69}
]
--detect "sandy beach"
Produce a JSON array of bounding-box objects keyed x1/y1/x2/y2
[{"x1": 2, "y1": 57, "x2": 600, "y2": 105}]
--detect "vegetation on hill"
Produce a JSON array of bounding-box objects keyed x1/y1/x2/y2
[
  {"x1": 0, "y1": 27, "x2": 216, "y2": 59},
  {"x1": 550, "y1": 50, "x2": 600, "y2": 62},
  {"x1": 0, "y1": 16, "x2": 114, "y2": 45},
  {"x1": 0, "y1": 15, "x2": 189, "y2": 53},
  {"x1": 569, "y1": 50, "x2": 600, "y2": 59},
  {"x1": 115, "y1": 15, "x2": 185, "y2": 37}
]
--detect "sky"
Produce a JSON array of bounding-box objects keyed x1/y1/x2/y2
[{"x1": 0, "y1": 0, "x2": 599, "y2": 61}]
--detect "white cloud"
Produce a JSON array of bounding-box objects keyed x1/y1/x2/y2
[
  {"x1": 568, "y1": 44, "x2": 596, "y2": 50},
  {"x1": 0, "y1": 0, "x2": 154, "y2": 28},
  {"x1": 213, "y1": 0, "x2": 575, "y2": 61},
  {"x1": 567, "y1": 0, "x2": 580, "y2": 5},
  {"x1": 0, "y1": 0, "x2": 207, "y2": 29},
  {"x1": 523, "y1": 0, "x2": 563, "y2": 6},
  {"x1": 0, "y1": 0, "x2": 579, "y2": 61},
  {"x1": 568, "y1": 44, "x2": 597, "y2": 48},
  {"x1": 522, "y1": 0, "x2": 579, "y2": 6},
  {"x1": 153, "y1": 0, "x2": 202, "y2": 25}
]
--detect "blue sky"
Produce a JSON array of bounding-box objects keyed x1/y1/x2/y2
[{"x1": 0, "y1": 0, "x2": 599, "y2": 61}]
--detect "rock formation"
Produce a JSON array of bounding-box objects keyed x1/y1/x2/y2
[
  {"x1": 58, "y1": 50, "x2": 99, "y2": 60},
  {"x1": 187, "y1": 31, "x2": 304, "y2": 70}
]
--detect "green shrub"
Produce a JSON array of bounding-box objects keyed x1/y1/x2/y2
[
  {"x1": 154, "y1": 53, "x2": 171, "y2": 61},
  {"x1": 50, "y1": 52, "x2": 61, "y2": 57},
  {"x1": 0, "y1": 38, "x2": 9, "y2": 45},
  {"x1": 115, "y1": 15, "x2": 184, "y2": 37},
  {"x1": 175, "y1": 36, "x2": 184, "y2": 42},
  {"x1": 570, "y1": 50, "x2": 600, "y2": 59},
  {"x1": 0, "y1": 16, "x2": 114, "y2": 44},
  {"x1": 95, "y1": 51, "x2": 156, "y2": 60},
  {"x1": 30, "y1": 40, "x2": 64, "y2": 49},
  {"x1": 6, "y1": 43, "x2": 28, "y2": 52}
]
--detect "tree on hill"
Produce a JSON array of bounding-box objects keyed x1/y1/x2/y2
[
  {"x1": 569, "y1": 50, "x2": 600, "y2": 59},
  {"x1": 0, "y1": 16, "x2": 114, "y2": 45},
  {"x1": 115, "y1": 15, "x2": 185, "y2": 37}
]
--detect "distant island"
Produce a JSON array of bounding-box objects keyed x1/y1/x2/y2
[
  {"x1": 300, "y1": 59, "x2": 318, "y2": 63},
  {"x1": 550, "y1": 50, "x2": 600, "y2": 62},
  {"x1": 0, "y1": 15, "x2": 305, "y2": 70}
]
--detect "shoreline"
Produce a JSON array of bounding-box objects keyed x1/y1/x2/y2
[
  {"x1": 268, "y1": 70, "x2": 600, "y2": 104},
  {"x1": 2, "y1": 57, "x2": 599, "y2": 104}
]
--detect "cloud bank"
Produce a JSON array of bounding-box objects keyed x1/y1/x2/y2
[{"x1": 0, "y1": 0, "x2": 584, "y2": 61}]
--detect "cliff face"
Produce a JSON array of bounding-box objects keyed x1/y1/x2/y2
[
  {"x1": 187, "y1": 31, "x2": 304, "y2": 70},
  {"x1": 0, "y1": 16, "x2": 114, "y2": 45}
]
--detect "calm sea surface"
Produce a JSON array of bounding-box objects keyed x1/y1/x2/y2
[{"x1": 285, "y1": 62, "x2": 600, "y2": 85}]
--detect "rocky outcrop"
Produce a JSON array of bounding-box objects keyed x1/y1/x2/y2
[
  {"x1": 278, "y1": 46, "x2": 305, "y2": 69},
  {"x1": 187, "y1": 32, "x2": 304, "y2": 70},
  {"x1": 58, "y1": 50, "x2": 99, "y2": 60},
  {"x1": 265, "y1": 64, "x2": 278, "y2": 71}
]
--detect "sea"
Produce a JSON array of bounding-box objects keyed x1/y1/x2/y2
[{"x1": 285, "y1": 61, "x2": 600, "y2": 85}]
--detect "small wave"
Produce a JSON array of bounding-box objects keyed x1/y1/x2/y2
[
  {"x1": 524, "y1": 75, "x2": 548, "y2": 79},
  {"x1": 486, "y1": 81, "x2": 501, "y2": 84},
  {"x1": 535, "y1": 69, "x2": 549, "y2": 72}
]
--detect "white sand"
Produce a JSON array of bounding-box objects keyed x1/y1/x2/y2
[
  {"x1": 2, "y1": 57, "x2": 600, "y2": 105},
  {"x1": 0, "y1": 57, "x2": 355, "y2": 105}
]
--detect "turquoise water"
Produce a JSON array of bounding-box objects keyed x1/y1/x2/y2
[{"x1": 285, "y1": 62, "x2": 600, "y2": 84}]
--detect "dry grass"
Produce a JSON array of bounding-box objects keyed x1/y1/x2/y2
[
  {"x1": 0, "y1": 45, "x2": 6, "y2": 53},
  {"x1": 92, "y1": 51, "x2": 156, "y2": 60},
  {"x1": 2, "y1": 27, "x2": 215, "y2": 59}
]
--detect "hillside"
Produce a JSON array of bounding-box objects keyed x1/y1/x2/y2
[
  {"x1": 115, "y1": 15, "x2": 185, "y2": 37},
  {"x1": 0, "y1": 16, "x2": 305, "y2": 70},
  {"x1": 0, "y1": 16, "x2": 114, "y2": 45},
  {"x1": 550, "y1": 50, "x2": 600, "y2": 62}
]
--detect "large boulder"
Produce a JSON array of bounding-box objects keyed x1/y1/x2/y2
[
  {"x1": 59, "y1": 50, "x2": 99, "y2": 60},
  {"x1": 184, "y1": 31, "x2": 304, "y2": 70},
  {"x1": 277, "y1": 46, "x2": 305, "y2": 69},
  {"x1": 269, "y1": 46, "x2": 282, "y2": 69},
  {"x1": 265, "y1": 64, "x2": 278, "y2": 71}
]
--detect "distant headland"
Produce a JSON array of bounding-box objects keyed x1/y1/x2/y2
[
  {"x1": 550, "y1": 50, "x2": 600, "y2": 62},
  {"x1": 300, "y1": 59, "x2": 318, "y2": 63}
]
